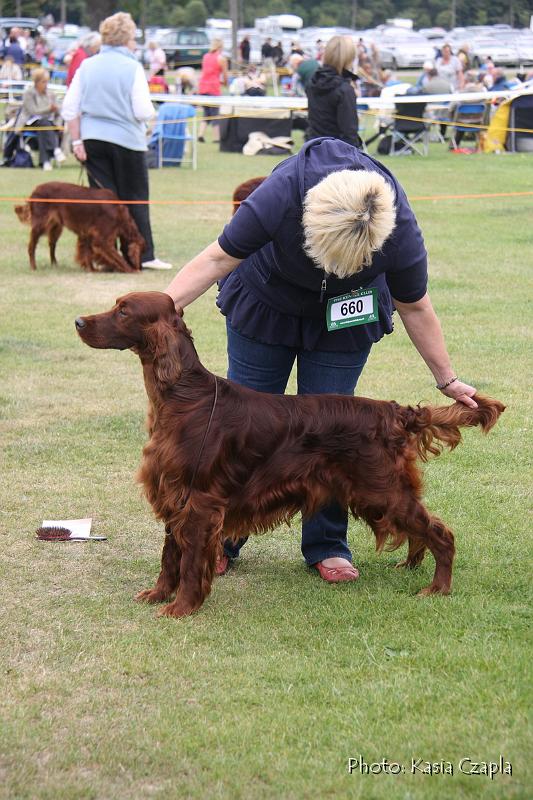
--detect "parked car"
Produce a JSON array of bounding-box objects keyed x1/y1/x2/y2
[
  {"x1": 364, "y1": 28, "x2": 435, "y2": 69},
  {"x1": 150, "y1": 27, "x2": 210, "y2": 69},
  {"x1": 0, "y1": 16, "x2": 40, "y2": 38},
  {"x1": 468, "y1": 37, "x2": 518, "y2": 67}
]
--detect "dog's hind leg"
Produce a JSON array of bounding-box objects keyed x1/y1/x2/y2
[
  {"x1": 391, "y1": 500, "x2": 455, "y2": 595},
  {"x1": 48, "y1": 222, "x2": 62, "y2": 266},
  {"x1": 28, "y1": 224, "x2": 46, "y2": 270},
  {"x1": 91, "y1": 237, "x2": 137, "y2": 273},
  {"x1": 158, "y1": 503, "x2": 225, "y2": 618},
  {"x1": 135, "y1": 526, "x2": 181, "y2": 604}
]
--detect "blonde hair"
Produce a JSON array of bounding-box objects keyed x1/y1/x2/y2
[
  {"x1": 209, "y1": 38, "x2": 224, "y2": 52},
  {"x1": 99, "y1": 12, "x2": 136, "y2": 47},
  {"x1": 32, "y1": 67, "x2": 49, "y2": 84},
  {"x1": 303, "y1": 170, "x2": 396, "y2": 278},
  {"x1": 323, "y1": 35, "x2": 356, "y2": 74}
]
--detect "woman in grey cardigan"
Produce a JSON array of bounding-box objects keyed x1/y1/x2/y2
[{"x1": 19, "y1": 68, "x2": 65, "y2": 170}]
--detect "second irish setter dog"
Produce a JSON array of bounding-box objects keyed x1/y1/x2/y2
[
  {"x1": 75, "y1": 292, "x2": 504, "y2": 619},
  {"x1": 15, "y1": 182, "x2": 145, "y2": 272},
  {"x1": 232, "y1": 176, "x2": 265, "y2": 215}
]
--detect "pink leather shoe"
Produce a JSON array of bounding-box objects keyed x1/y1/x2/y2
[{"x1": 313, "y1": 561, "x2": 360, "y2": 583}]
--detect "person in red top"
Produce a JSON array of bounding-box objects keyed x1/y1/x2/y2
[
  {"x1": 66, "y1": 32, "x2": 101, "y2": 86},
  {"x1": 198, "y1": 38, "x2": 228, "y2": 143}
]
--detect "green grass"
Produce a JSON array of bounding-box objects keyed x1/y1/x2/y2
[{"x1": 0, "y1": 141, "x2": 532, "y2": 800}]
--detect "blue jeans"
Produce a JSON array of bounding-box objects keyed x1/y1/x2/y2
[{"x1": 223, "y1": 321, "x2": 371, "y2": 565}]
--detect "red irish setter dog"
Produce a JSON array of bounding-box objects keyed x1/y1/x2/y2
[
  {"x1": 232, "y1": 176, "x2": 265, "y2": 215},
  {"x1": 75, "y1": 291, "x2": 505, "y2": 619},
  {"x1": 15, "y1": 182, "x2": 145, "y2": 272}
]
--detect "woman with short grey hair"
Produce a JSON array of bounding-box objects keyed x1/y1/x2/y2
[{"x1": 62, "y1": 12, "x2": 171, "y2": 270}]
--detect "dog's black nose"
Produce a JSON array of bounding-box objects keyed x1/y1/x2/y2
[{"x1": 75, "y1": 317, "x2": 86, "y2": 330}]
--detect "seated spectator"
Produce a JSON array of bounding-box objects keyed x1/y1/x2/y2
[
  {"x1": 412, "y1": 60, "x2": 435, "y2": 93},
  {"x1": 290, "y1": 40, "x2": 304, "y2": 56},
  {"x1": 436, "y1": 44, "x2": 464, "y2": 90},
  {"x1": 381, "y1": 70, "x2": 402, "y2": 88},
  {"x1": 146, "y1": 41, "x2": 167, "y2": 78},
  {"x1": 489, "y1": 68, "x2": 514, "y2": 92},
  {"x1": 457, "y1": 44, "x2": 471, "y2": 71},
  {"x1": 0, "y1": 55, "x2": 23, "y2": 83},
  {"x1": 2, "y1": 32, "x2": 25, "y2": 65},
  {"x1": 288, "y1": 53, "x2": 320, "y2": 96},
  {"x1": 34, "y1": 35, "x2": 48, "y2": 63},
  {"x1": 176, "y1": 67, "x2": 197, "y2": 94},
  {"x1": 243, "y1": 65, "x2": 266, "y2": 96},
  {"x1": 66, "y1": 32, "x2": 101, "y2": 86},
  {"x1": 19, "y1": 67, "x2": 64, "y2": 170},
  {"x1": 421, "y1": 68, "x2": 453, "y2": 95},
  {"x1": 357, "y1": 52, "x2": 382, "y2": 97}
]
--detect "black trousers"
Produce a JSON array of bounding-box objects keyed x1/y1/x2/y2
[
  {"x1": 84, "y1": 139, "x2": 154, "y2": 262},
  {"x1": 29, "y1": 117, "x2": 59, "y2": 165}
]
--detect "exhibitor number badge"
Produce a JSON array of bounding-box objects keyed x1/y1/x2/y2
[{"x1": 326, "y1": 288, "x2": 378, "y2": 332}]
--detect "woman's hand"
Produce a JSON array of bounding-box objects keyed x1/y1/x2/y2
[
  {"x1": 439, "y1": 379, "x2": 478, "y2": 408},
  {"x1": 72, "y1": 141, "x2": 87, "y2": 162}
]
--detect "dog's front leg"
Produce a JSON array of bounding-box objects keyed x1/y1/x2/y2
[
  {"x1": 135, "y1": 525, "x2": 181, "y2": 604},
  {"x1": 158, "y1": 504, "x2": 225, "y2": 619}
]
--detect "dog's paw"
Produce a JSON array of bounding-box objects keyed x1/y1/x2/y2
[
  {"x1": 134, "y1": 587, "x2": 169, "y2": 604},
  {"x1": 417, "y1": 584, "x2": 451, "y2": 597},
  {"x1": 156, "y1": 601, "x2": 197, "y2": 619}
]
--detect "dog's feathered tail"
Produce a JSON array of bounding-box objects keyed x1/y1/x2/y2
[
  {"x1": 401, "y1": 393, "x2": 505, "y2": 461},
  {"x1": 14, "y1": 203, "x2": 31, "y2": 224}
]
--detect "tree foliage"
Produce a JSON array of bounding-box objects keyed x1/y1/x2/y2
[{"x1": 4, "y1": 0, "x2": 531, "y2": 30}]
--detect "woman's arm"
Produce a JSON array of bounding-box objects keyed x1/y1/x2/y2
[
  {"x1": 165, "y1": 240, "x2": 242, "y2": 309},
  {"x1": 393, "y1": 292, "x2": 478, "y2": 408},
  {"x1": 62, "y1": 69, "x2": 86, "y2": 161},
  {"x1": 218, "y1": 55, "x2": 229, "y2": 86}
]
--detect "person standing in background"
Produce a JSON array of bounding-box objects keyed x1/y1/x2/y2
[
  {"x1": 305, "y1": 36, "x2": 361, "y2": 148},
  {"x1": 62, "y1": 12, "x2": 171, "y2": 270},
  {"x1": 66, "y1": 33, "x2": 101, "y2": 87},
  {"x1": 197, "y1": 38, "x2": 228, "y2": 144}
]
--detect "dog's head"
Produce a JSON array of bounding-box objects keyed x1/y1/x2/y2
[{"x1": 75, "y1": 291, "x2": 189, "y2": 388}]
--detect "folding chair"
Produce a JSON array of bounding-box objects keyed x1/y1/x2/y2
[
  {"x1": 506, "y1": 93, "x2": 533, "y2": 153},
  {"x1": 390, "y1": 101, "x2": 429, "y2": 156},
  {"x1": 450, "y1": 102, "x2": 488, "y2": 150},
  {"x1": 425, "y1": 101, "x2": 450, "y2": 143},
  {"x1": 149, "y1": 103, "x2": 197, "y2": 169}
]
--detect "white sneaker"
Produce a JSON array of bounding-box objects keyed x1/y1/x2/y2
[
  {"x1": 42, "y1": 161, "x2": 53, "y2": 171},
  {"x1": 142, "y1": 258, "x2": 173, "y2": 270},
  {"x1": 54, "y1": 147, "x2": 66, "y2": 164}
]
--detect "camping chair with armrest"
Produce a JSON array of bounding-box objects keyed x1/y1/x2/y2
[
  {"x1": 506, "y1": 93, "x2": 533, "y2": 153},
  {"x1": 149, "y1": 102, "x2": 197, "y2": 169},
  {"x1": 450, "y1": 102, "x2": 488, "y2": 150},
  {"x1": 390, "y1": 101, "x2": 429, "y2": 156}
]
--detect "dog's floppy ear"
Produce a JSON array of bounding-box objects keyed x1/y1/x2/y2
[{"x1": 145, "y1": 318, "x2": 182, "y2": 389}]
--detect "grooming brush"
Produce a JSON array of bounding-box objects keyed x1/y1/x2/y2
[
  {"x1": 36, "y1": 526, "x2": 73, "y2": 541},
  {"x1": 36, "y1": 526, "x2": 107, "y2": 541}
]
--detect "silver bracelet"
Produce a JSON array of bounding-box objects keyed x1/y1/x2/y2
[
  {"x1": 436, "y1": 376, "x2": 458, "y2": 390},
  {"x1": 72, "y1": 139, "x2": 83, "y2": 146}
]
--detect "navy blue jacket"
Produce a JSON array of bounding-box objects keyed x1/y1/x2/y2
[{"x1": 217, "y1": 138, "x2": 427, "y2": 352}]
